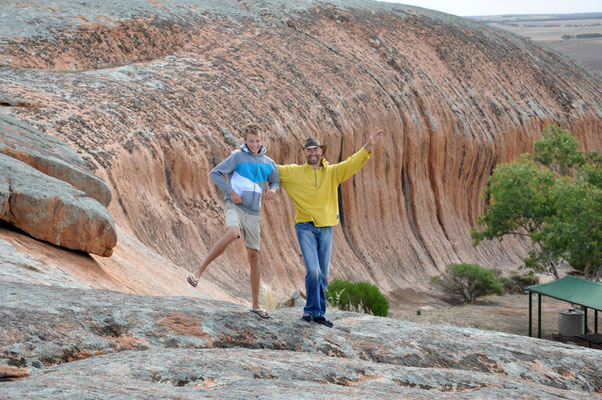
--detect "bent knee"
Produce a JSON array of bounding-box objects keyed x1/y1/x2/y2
[{"x1": 225, "y1": 227, "x2": 240, "y2": 242}]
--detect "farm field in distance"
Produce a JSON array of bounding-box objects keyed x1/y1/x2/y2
[{"x1": 470, "y1": 13, "x2": 602, "y2": 74}]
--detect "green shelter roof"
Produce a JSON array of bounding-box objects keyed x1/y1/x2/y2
[{"x1": 527, "y1": 275, "x2": 602, "y2": 311}]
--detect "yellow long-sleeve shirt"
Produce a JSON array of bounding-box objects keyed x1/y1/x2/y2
[{"x1": 278, "y1": 147, "x2": 372, "y2": 227}]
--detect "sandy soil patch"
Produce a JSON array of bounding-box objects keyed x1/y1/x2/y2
[{"x1": 390, "y1": 292, "x2": 600, "y2": 348}]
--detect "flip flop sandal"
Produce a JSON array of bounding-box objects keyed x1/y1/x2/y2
[
  {"x1": 250, "y1": 308, "x2": 270, "y2": 319},
  {"x1": 187, "y1": 273, "x2": 198, "y2": 288}
]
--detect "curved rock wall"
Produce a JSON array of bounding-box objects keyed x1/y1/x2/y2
[{"x1": 0, "y1": 0, "x2": 600, "y2": 298}]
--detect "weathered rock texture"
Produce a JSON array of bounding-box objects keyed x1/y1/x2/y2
[
  {"x1": 0, "y1": 281, "x2": 600, "y2": 398},
  {"x1": 0, "y1": 232, "x2": 240, "y2": 303},
  {"x1": 0, "y1": 1, "x2": 600, "y2": 297},
  {"x1": 0, "y1": 114, "x2": 117, "y2": 256},
  {"x1": 0, "y1": 153, "x2": 116, "y2": 256},
  {"x1": 0, "y1": 114, "x2": 112, "y2": 207}
]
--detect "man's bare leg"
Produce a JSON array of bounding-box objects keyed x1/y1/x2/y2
[{"x1": 189, "y1": 226, "x2": 239, "y2": 282}]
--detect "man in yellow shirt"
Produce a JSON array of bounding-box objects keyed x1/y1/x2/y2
[{"x1": 278, "y1": 127, "x2": 384, "y2": 327}]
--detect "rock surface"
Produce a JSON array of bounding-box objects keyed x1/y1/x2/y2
[
  {"x1": 0, "y1": 153, "x2": 116, "y2": 256},
  {"x1": 0, "y1": 230, "x2": 240, "y2": 303},
  {"x1": 0, "y1": 113, "x2": 117, "y2": 256},
  {"x1": 0, "y1": 114, "x2": 112, "y2": 207},
  {"x1": 0, "y1": 281, "x2": 600, "y2": 398}
]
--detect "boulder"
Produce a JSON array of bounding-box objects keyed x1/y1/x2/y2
[
  {"x1": 0, "y1": 114, "x2": 111, "y2": 207},
  {"x1": 278, "y1": 290, "x2": 307, "y2": 308},
  {"x1": 0, "y1": 153, "x2": 116, "y2": 257}
]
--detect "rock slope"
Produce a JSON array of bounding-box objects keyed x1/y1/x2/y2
[
  {"x1": 0, "y1": 281, "x2": 600, "y2": 398},
  {"x1": 0, "y1": 0, "x2": 600, "y2": 299}
]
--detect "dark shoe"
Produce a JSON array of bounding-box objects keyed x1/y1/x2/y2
[
  {"x1": 300, "y1": 314, "x2": 312, "y2": 323},
  {"x1": 313, "y1": 316, "x2": 333, "y2": 328}
]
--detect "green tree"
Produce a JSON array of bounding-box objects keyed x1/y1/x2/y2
[
  {"x1": 431, "y1": 263, "x2": 503, "y2": 302},
  {"x1": 471, "y1": 125, "x2": 601, "y2": 280},
  {"x1": 539, "y1": 176, "x2": 601, "y2": 279},
  {"x1": 534, "y1": 124, "x2": 584, "y2": 176}
]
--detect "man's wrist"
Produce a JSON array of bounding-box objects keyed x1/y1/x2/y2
[{"x1": 364, "y1": 143, "x2": 373, "y2": 151}]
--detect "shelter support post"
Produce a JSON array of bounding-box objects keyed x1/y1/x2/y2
[
  {"x1": 526, "y1": 276, "x2": 602, "y2": 340},
  {"x1": 538, "y1": 293, "x2": 542, "y2": 339},
  {"x1": 529, "y1": 290, "x2": 533, "y2": 337}
]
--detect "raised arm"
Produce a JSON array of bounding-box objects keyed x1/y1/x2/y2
[
  {"x1": 363, "y1": 127, "x2": 384, "y2": 152},
  {"x1": 333, "y1": 127, "x2": 384, "y2": 183}
]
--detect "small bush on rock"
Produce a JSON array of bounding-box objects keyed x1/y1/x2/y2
[
  {"x1": 326, "y1": 279, "x2": 389, "y2": 317},
  {"x1": 431, "y1": 263, "x2": 504, "y2": 302}
]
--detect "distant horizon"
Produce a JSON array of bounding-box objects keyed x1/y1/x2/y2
[
  {"x1": 465, "y1": 11, "x2": 602, "y2": 20},
  {"x1": 467, "y1": 11, "x2": 602, "y2": 17},
  {"x1": 376, "y1": 1, "x2": 602, "y2": 17}
]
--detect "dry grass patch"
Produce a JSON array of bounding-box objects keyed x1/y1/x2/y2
[{"x1": 393, "y1": 294, "x2": 599, "y2": 346}]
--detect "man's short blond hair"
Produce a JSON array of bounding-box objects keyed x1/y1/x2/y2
[{"x1": 242, "y1": 123, "x2": 263, "y2": 139}]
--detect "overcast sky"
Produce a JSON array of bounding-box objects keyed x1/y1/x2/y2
[{"x1": 376, "y1": 0, "x2": 601, "y2": 17}]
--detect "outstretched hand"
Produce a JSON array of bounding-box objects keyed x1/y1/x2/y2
[{"x1": 368, "y1": 127, "x2": 384, "y2": 147}]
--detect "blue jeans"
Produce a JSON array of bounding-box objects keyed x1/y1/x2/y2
[{"x1": 295, "y1": 222, "x2": 333, "y2": 318}]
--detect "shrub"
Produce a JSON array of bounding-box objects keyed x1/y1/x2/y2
[
  {"x1": 483, "y1": 270, "x2": 539, "y2": 294},
  {"x1": 325, "y1": 279, "x2": 389, "y2": 317},
  {"x1": 510, "y1": 271, "x2": 539, "y2": 292},
  {"x1": 432, "y1": 263, "x2": 504, "y2": 302},
  {"x1": 497, "y1": 271, "x2": 540, "y2": 294},
  {"x1": 499, "y1": 276, "x2": 514, "y2": 293}
]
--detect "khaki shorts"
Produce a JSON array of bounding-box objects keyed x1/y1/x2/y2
[{"x1": 225, "y1": 202, "x2": 261, "y2": 251}]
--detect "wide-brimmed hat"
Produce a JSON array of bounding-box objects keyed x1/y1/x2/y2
[{"x1": 302, "y1": 137, "x2": 327, "y2": 153}]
